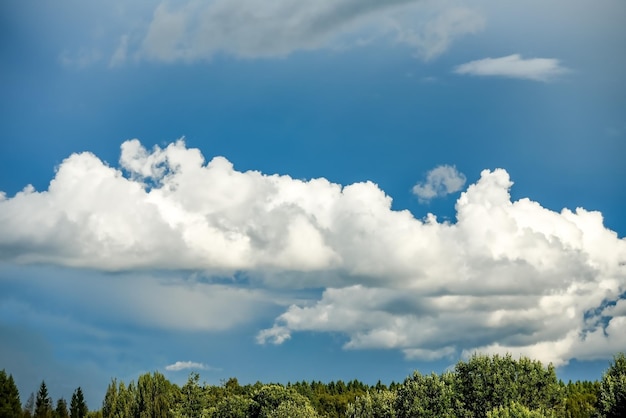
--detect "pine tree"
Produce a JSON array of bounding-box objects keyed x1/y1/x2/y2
[
  {"x1": 0, "y1": 370, "x2": 22, "y2": 418},
  {"x1": 34, "y1": 382, "x2": 52, "y2": 418},
  {"x1": 53, "y1": 399, "x2": 68, "y2": 418},
  {"x1": 69, "y1": 388, "x2": 87, "y2": 418}
]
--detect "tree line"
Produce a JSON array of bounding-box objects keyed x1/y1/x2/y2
[{"x1": 1, "y1": 353, "x2": 624, "y2": 418}]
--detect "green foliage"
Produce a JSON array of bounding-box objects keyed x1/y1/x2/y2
[
  {"x1": 54, "y1": 399, "x2": 69, "y2": 418},
  {"x1": 487, "y1": 402, "x2": 554, "y2": 418},
  {"x1": 455, "y1": 353, "x2": 562, "y2": 417},
  {"x1": 176, "y1": 373, "x2": 204, "y2": 418},
  {"x1": 0, "y1": 370, "x2": 22, "y2": 418},
  {"x1": 346, "y1": 390, "x2": 397, "y2": 418},
  {"x1": 211, "y1": 394, "x2": 252, "y2": 418},
  {"x1": 395, "y1": 371, "x2": 457, "y2": 418},
  {"x1": 34, "y1": 382, "x2": 52, "y2": 418},
  {"x1": 597, "y1": 353, "x2": 626, "y2": 418},
  {"x1": 563, "y1": 380, "x2": 598, "y2": 418},
  {"x1": 7, "y1": 352, "x2": 626, "y2": 418},
  {"x1": 70, "y1": 388, "x2": 88, "y2": 418},
  {"x1": 136, "y1": 372, "x2": 173, "y2": 418},
  {"x1": 249, "y1": 385, "x2": 313, "y2": 418},
  {"x1": 266, "y1": 400, "x2": 318, "y2": 418}
]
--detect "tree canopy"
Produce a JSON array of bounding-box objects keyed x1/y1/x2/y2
[{"x1": 5, "y1": 352, "x2": 626, "y2": 418}]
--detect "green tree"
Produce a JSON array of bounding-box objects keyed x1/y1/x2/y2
[
  {"x1": 212, "y1": 395, "x2": 253, "y2": 418},
  {"x1": 54, "y1": 399, "x2": 68, "y2": 418},
  {"x1": 0, "y1": 370, "x2": 22, "y2": 418},
  {"x1": 136, "y1": 372, "x2": 172, "y2": 418},
  {"x1": 395, "y1": 371, "x2": 457, "y2": 418},
  {"x1": 455, "y1": 354, "x2": 563, "y2": 417},
  {"x1": 101, "y1": 380, "x2": 117, "y2": 418},
  {"x1": 563, "y1": 381, "x2": 598, "y2": 418},
  {"x1": 34, "y1": 382, "x2": 52, "y2": 418},
  {"x1": 597, "y1": 353, "x2": 626, "y2": 418},
  {"x1": 346, "y1": 390, "x2": 396, "y2": 418},
  {"x1": 486, "y1": 402, "x2": 554, "y2": 418},
  {"x1": 267, "y1": 400, "x2": 319, "y2": 418},
  {"x1": 249, "y1": 385, "x2": 315, "y2": 418},
  {"x1": 177, "y1": 373, "x2": 203, "y2": 418},
  {"x1": 70, "y1": 388, "x2": 88, "y2": 418}
]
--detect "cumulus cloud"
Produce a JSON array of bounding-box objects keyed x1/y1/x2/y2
[
  {"x1": 1, "y1": 139, "x2": 624, "y2": 366},
  {"x1": 454, "y1": 54, "x2": 570, "y2": 81},
  {"x1": 165, "y1": 361, "x2": 210, "y2": 371},
  {"x1": 412, "y1": 164, "x2": 466, "y2": 202},
  {"x1": 106, "y1": 0, "x2": 484, "y2": 62}
]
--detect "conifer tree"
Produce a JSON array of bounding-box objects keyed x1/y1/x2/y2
[
  {"x1": 53, "y1": 399, "x2": 68, "y2": 418},
  {"x1": 0, "y1": 370, "x2": 22, "y2": 418},
  {"x1": 34, "y1": 382, "x2": 52, "y2": 418},
  {"x1": 70, "y1": 388, "x2": 87, "y2": 418}
]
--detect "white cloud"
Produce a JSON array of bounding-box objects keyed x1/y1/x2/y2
[
  {"x1": 1, "y1": 139, "x2": 624, "y2": 366},
  {"x1": 454, "y1": 54, "x2": 570, "y2": 81},
  {"x1": 412, "y1": 164, "x2": 466, "y2": 202},
  {"x1": 165, "y1": 361, "x2": 210, "y2": 371},
  {"x1": 103, "y1": 0, "x2": 485, "y2": 62}
]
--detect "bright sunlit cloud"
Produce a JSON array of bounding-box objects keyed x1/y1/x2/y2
[
  {"x1": 165, "y1": 361, "x2": 211, "y2": 371},
  {"x1": 454, "y1": 54, "x2": 570, "y2": 81},
  {"x1": 1, "y1": 139, "x2": 624, "y2": 367}
]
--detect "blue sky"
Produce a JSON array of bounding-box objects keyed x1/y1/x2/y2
[{"x1": 1, "y1": 0, "x2": 625, "y2": 407}]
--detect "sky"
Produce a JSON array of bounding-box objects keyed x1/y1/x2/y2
[{"x1": 1, "y1": 0, "x2": 625, "y2": 408}]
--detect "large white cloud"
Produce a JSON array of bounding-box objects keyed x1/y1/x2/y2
[{"x1": 1, "y1": 139, "x2": 624, "y2": 366}]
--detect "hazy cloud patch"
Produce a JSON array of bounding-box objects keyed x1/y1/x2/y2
[
  {"x1": 412, "y1": 165, "x2": 466, "y2": 202},
  {"x1": 102, "y1": 0, "x2": 486, "y2": 63}
]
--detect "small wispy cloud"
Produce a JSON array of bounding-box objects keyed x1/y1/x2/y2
[
  {"x1": 412, "y1": 165, "x2": 466, "y2": 202},
  {"x1": 165, "y1": 361, "x2": 210, "y2": 371},
  {"x1": 454, "y1": 54, "x2": 569, "y2": 81}
]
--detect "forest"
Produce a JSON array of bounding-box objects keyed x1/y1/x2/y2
[{"x1": 1, "y1": 353, "x2": 624, "y2": 418}]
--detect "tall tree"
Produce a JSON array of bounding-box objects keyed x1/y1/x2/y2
[
  {"x1": 597, "y1": 353, "x2": 626, "y2": 418},
  {"x1": 455, "y1": 353, "x2": 563, "y2": 417},
  {"x1": 395, "y1": 371, "x2": 456, "y2": 418},
  {"x1": 53, "y1": 399, "x2": 68, "y2": 418},
  {"x1": 101, "y1": 380, "x2": 117, "y2": 418},
  {"x1": 136, "y1": 372, "x2": 172, "y2": 418},
  {"x1": 34, "y1": 382, "x2": 52, "y2": 418},
  {"x1": 178, "y1": 373, "x2": 204, "y2": 418},
  {"x1": 70, "y1": 388, "x2": 87, "y2": 418},
  {"x1": 0, "y1": 370, "x2": 22, "y2": 418}
]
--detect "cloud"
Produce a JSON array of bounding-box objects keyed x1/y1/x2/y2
[
  {"x1": 1, "y1": 139, "x2": 625, "y2": 367},
  {"x1": 165, "y1": 361, "x2": 210, "y2": 371},
  {"x1": 454, "y1": 54, "x2": 570, "y2": 81},
  {"x1": 104, "y1": 0, "x2": 484, "y2": 62},
  {"x1": 392, "y1": 7, "x2": 485, "y2": 60},
  {"x1": 412, "y1": 165, "x2": 466, "y2": 202}
]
